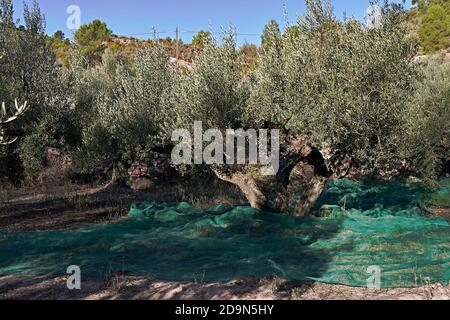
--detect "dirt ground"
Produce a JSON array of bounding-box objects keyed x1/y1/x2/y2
[
  {"x1": 0, "y1": 185, "x2": 146, "y2": 232},
  {"x1": 1, "y1": 275, "x2": 449, "y2": 300},
  {"x1": 0, "y1": 180, "x2": 245, "y2": 232},
  {"x1": 0, "y1": 183, "x2": 449, "y2": 300}
]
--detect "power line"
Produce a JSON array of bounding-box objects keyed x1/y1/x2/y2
[
  {"x1": 181, "y1": 30, "x2": 260, "y2": 36},
  {"x1": 119, "y1": 31, "x2": 169, "y2": 37},
  {"x1": 120, "y1": 28, "x2": 261, "y2": 38}
]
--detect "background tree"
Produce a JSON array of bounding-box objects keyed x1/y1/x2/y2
[
  {"x1": 74, "y1": 19, "x2": 112, "y2": 65},
  {"x1": 191, "y1": 30, "x2": 212, "y2": 51},
  {"x1": 410, "y1": 0, "x2": 450, "y2": 53},
  {"x1": 261, "y1": 19, "x2": 281, "y2": 49},
  {"x1": 239, "y1": 43, "x2": 258, "y2": 72},
  {"x1": 418, "y1": 1, "x2": 449, "y2": 53},
  {"x1": 46, "y1": 30, "x2": 71, "y2": 67},
  {"x1": 53, "y1": 30, "x2": 65, "y2": 41},
  {"x1": 23, "y1": 0, "x2": 46, "y2": 34}
]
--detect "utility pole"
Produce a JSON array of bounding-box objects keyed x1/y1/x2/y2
[{"x1": 175, "y1": 26, "x2": 179, "y2": 60}]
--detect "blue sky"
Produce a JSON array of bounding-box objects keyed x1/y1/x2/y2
[{"x1": 12, "y1": 0, "x2": 411, "y2": 44}]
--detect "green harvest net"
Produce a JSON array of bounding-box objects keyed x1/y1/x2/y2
[{"x1": 0, "y1": 178, "x2": 449, "y2": 288}]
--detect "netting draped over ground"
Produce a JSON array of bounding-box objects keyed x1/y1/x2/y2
[{"x1": 0, "y1": 179, "x2": 449, "y2": 288}]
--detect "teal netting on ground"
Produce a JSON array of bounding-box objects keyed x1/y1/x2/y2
[{"x1": 0, "y1": 178, "x2": 449, "y2": 288}]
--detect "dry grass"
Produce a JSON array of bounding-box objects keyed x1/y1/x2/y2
[{"x1": 0, "y1": 176, "x2": 245, "y2": 232}]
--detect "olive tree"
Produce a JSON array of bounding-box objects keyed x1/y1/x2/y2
[
  {"x1": 0, "y1": 0, "x2": 70, "y2": 179},
  {"x1": 402, "y1": 59, "x2": 450, "y2": 179},
  {"x1": 77, "y1": 44, "x2": 176, "y2": 185},
  {"x1": 0, "y1": 1, "x2": 55, "y2": 120},
  {"x1": 246, "y1": 0, "x2": 420, "y2": 215},
  {"x1": 173, "y1": 30, "x2": 255, "y2": 183},
  {"x1": 175, "y1": 0, "x2": 422, "y2": 215},
  {"x1": 175, "y1": 32, "x2": 249, "y2": 130}
]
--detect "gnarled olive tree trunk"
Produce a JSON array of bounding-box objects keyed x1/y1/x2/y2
[{"x1": 212, "y1": 137, "x2": 348, "y2": 216}]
